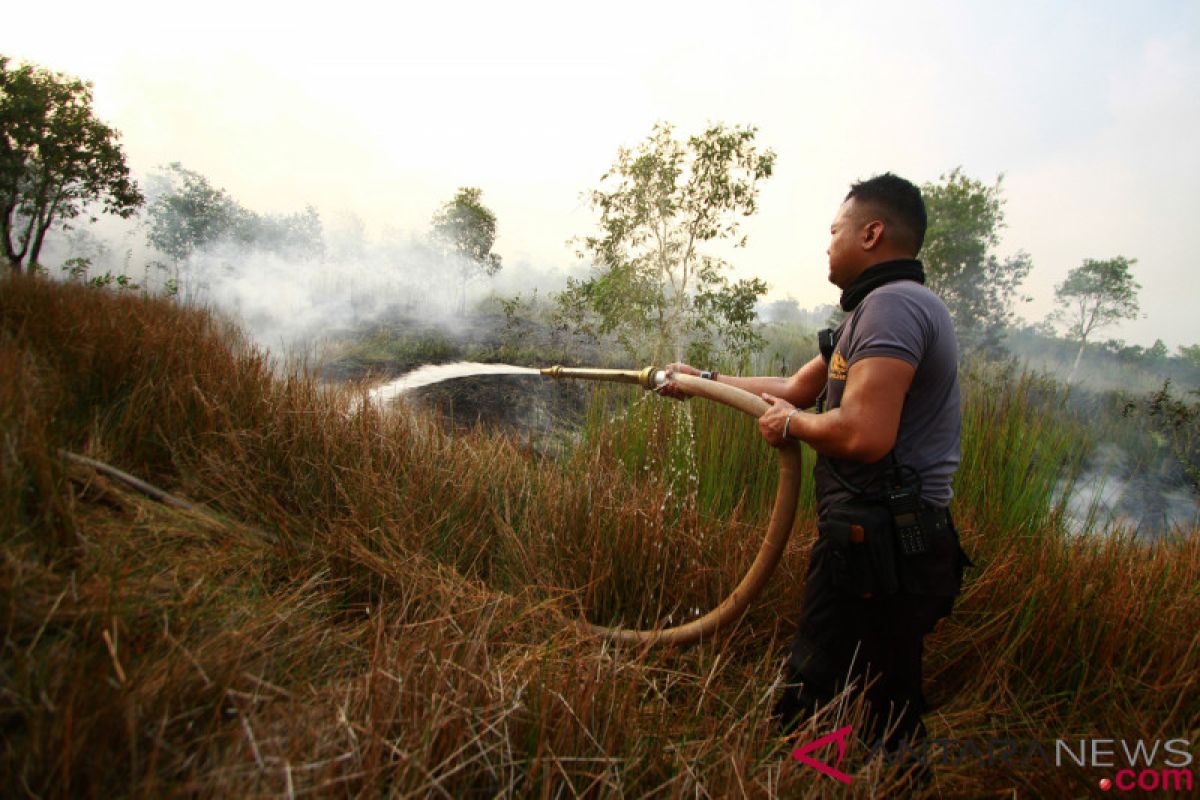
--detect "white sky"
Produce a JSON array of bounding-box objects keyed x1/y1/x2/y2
[{"x1": 4, "y1": 0, "x2": 1198, "y2": 347}]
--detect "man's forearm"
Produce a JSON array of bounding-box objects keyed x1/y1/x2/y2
[
  {"x1": 717, "y1": 374, "x2": 806, "y2": 404},
  {"x1": 662, "y1": 356, "x2": 825, "y2": 408},
  {"x1": 785, "y1": 407, "x2": 878, "y2": 461},
  {"x1": 760, "y1": 357, "x2": 914, "y2": 462},
  {"x1": 715, "y1": 354, "x2": 826, "y2": 410}
]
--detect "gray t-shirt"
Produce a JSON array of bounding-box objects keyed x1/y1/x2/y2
[{"x1": 813, "y1": 280, "x2": 961, "y2": 516}]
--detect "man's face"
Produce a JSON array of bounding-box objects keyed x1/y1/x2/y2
[{"x1": 826, "y1": 199, "x2": 867, "y2": 289}]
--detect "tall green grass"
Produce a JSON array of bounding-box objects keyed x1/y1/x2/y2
[
  {"x1": 581, "y1": 386, "x2": 816, "y2": 521},
  {"x1": 2, "y1": 274, "x2": 1198, "y2": 798},
  {"x1": 955, "y1": 359, "x2": 1090, "y2": 540}
]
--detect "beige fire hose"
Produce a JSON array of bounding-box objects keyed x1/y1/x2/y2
[
  {"x1": 541, "y1": 366, "x2": 803, "y2": 646},
  {"x1": 62, "y1": 367, "x2": 800, "y2": 647}
]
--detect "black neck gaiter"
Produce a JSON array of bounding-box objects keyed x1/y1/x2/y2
[{"x1": 839, "y1": 258, "x2": 925, "y2": 312}]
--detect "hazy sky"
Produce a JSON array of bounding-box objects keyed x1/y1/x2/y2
[{"x1": 4, "y1": 0, "x2": 1198, "y2": 347}]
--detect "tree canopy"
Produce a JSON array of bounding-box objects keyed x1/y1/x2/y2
[
  {"x1": 1, "y1": 56, "x2": 143, "y2": 273},
  {"x1": 920, "y1": 168, "x2": 1031, "y2": 355},
  {"x1": 1179, "y1": 344, "x2": 1200, "y2": 369},
  {"x1": 556, "y1": 122, "x2": 774, "y2": 365},
  {"x1": 145, "y1": 162, "x2": 323, "y2": 264},
  {"x1": 1051, "y1": 255, "x2": 1141, "y2": 382},
  {"x1": 146, "y1": 163, "x2": 250, "y2": 263},
  {"x1": 430, "y1": 187, "x2": 502, "y2": 315}
]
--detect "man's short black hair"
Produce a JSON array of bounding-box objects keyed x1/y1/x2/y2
[{"x1": 845, "y1": 173, "x2": 927, "y2": 254}]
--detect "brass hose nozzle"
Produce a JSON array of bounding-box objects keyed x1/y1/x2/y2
[{"x1": 539, "y1": 365, "x2": 663, "y2": 391}]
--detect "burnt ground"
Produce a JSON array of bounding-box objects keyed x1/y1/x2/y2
[
  {"x1": 314, "y1": 311, "x2": 608, "y2": 385},
  {"x1": 316, "y1": 310, "x2": 616, "y2": 447},
  {"x1": 406, "y1": 373, "x2": 592, "y2": 446}
]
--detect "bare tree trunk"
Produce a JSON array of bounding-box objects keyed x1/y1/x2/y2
[
  {"x1": 28, "y1": 196, "x2": 62, "y2": 270},
  {"x1": 2, "y1": 204, "x2": 21, "y2": 271},
  {"x1": 1067, "y1": 339, "x2": 1087, "y2": 384},
  {"x1": 5, "y1": 216, "x2": 31, "y2": 271},
  {"x1": 28, "y1": 222, "x2": 51, "y2": 270}
]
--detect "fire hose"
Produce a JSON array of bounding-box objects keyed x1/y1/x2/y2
[
  {"x1": 62, "y1": 366, "x2": 802, "y2": 647},
  {"x1": 540, "y1": 366, "x2": 802, "y2": 646}
]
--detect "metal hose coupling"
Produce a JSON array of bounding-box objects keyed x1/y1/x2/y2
[{"x1": 539, "y1": 365, "x2": 664, "y2": 390}]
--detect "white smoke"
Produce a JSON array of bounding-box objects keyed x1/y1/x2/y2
[
  {"x1": 1062, "y1": 442, "x2": 1200, "y2": 538},
  {"x1": 142, "y1": 217, "x2": 571, "y2": 356}
]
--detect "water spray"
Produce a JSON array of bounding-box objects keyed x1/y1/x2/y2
[{"x1": 541, "y1": 365, "x2": 803, "y2": 647}]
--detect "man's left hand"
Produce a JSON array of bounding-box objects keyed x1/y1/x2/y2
[
  {"x1": 656, "y1": 363, "x2": 699, "y2": 401},
  {"x1": 759, "y1": 393, "x2": 797, "y2": 448}
]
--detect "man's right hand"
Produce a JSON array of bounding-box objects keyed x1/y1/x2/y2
[{"x1": 656, "y1": 362, "x2": 700, "y2": 400}]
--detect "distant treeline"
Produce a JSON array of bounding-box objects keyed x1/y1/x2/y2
[{"x1": 1005, "y1": 326, "x2": 1200, "y2": 394}]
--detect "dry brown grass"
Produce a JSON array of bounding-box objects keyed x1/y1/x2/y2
[{"x1": 2, "y1": 274, "x2": 1198, "y2": 797}]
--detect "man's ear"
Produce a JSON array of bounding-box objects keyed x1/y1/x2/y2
[{"x1": 861, "y1": 220, "x2": 885, "y2": 251}]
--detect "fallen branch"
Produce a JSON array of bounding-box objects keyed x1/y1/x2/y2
[{"x1": 59, "y1": 449, "x2": 278, "y2": 545}]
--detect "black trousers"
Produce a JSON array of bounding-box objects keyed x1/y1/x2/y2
[{"x1": 773, "y1": 513, "x2": 963, "y2": 749}]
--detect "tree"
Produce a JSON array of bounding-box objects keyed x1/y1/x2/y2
[
  {"x1": 1146, "y1": 339, "x2": 1169, "y2": 363},
  {"x1": 145, "y1": 163, "x2": 251, "y2": 264},
  {"x1": 1179, "y1": 344, "x2": 1200, "y2": 369},
  {"x1": 244, "y1": 205, "x2": 324, "y2": 260},
  {"x1": 556, "y1": 122, "x2": 774, "y2": 365},
  {"x1": 761, "y1": 297, "x2": 805, "y2": 325},
  {"x1": 1050, "y1": 256, "x2": 1140, "y2": 383},
  {"x1": 430, "y1": 187, "x2": 502, "y2": 315},
  {"x1": 146, "y1": 163, "x2": 324, "y2": 268},
  {"x1": 1, "y1": 56, "x2": 143, "y2": 274},
  {"x1": 921, "y1": 168, "x2": 1031, "y2": 356}
]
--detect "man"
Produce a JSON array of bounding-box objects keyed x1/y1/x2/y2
[{"x1": 661, "y1": 173, "x2": 967, "y2": 748}]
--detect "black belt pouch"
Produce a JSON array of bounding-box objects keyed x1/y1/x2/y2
[
  {"x1": 897, "y1": 508, "x2": 968, "y2": 597},
  {"x1": 818, "y1": 502, "x2": 899, "y2": 598}
]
